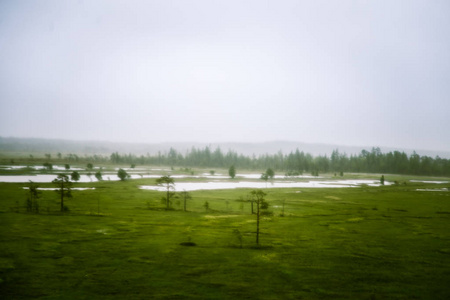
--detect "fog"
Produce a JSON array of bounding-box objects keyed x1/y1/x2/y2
[{"x1": 1, "y1": 1, "x2": 449, "y2": 151}]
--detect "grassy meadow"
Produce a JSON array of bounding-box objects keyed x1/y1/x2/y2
[{"x1": 1, "y1": 169, "x2": 450, "y2": 299}]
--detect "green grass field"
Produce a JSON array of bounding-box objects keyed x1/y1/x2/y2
[{"x1": 1, "y1": 173, "x2": 450, "y2": 299}]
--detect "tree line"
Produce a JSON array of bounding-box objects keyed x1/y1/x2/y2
[{"x1": 109, "y1": 146, "x2": 450, "y2": 177}]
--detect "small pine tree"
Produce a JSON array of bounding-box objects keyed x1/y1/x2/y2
[
  {"x1": 26, "y1": 181, "x2": 40, "y2": 213},
  {"x1": 71, "y1": 171, "x2": 80, "y2": 182},
  {"x1": 118, "y1": 168, "x2": 130, "y2": 181},
  {"x1": 229, "y1": 165, "x2": 236, "y2": 179},
  {"x1": 95, "y1": 171, "x2": 103, "y2": 181}
]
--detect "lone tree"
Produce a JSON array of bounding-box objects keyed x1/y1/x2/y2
[
  {"x1": 156, "y1": 175, "x2": 175, "y2": 209},
  {"x1": 117, "y1": 168, "x2": 130, "y2": 181},
  {"x1": 203, "y1": 201, "x2": 210, "y2": 212},
  {"x1": 71, "y1": 171, "x2": 80, "y2": 182},
  {"x1": 95, "y1": 171, "x2": 103, "y2": 181},
  {"x1": 180, "y1": 190, "x2": 192, "y2": 212},
  {"x1": 26, "y1": 180, "x2": 40, "y2": 213},
  {"x1": 380, "y1": 175, "x2": 385, "y2": 185},
  {"x1": 266, "y1": 168, "x2": 275, "y2": 179},
  {"x1": 229, "y1": 165, "x2": 236, "y2": 179},
  {"x1": 250, "y1": 189, "x2": 269, "y2": 245},
  {"x1": 261, "y1": 168, "x2": 275, "y2": 187},
  {"x1": 43, "y1": 162, "x2": 53, "y2": 170},
  {"x1": 260, "y1": 173, "x2": 269, "y2": 187},
  {"x1": 52, "y1": 174, "x2": 72, "y2": 212}
]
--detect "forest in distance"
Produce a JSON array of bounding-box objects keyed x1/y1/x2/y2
[{"x1": 12, "y1": 146, "x2": 450, "y2": 177}]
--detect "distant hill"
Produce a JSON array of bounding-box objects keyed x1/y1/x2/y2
[{"x1": 1, "y1": 137, "x2": 449, "y2": 159}]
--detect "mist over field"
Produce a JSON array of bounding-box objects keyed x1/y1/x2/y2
[
  {"x1": 1, "y1": 0, "x2": 449, "y2": 152},
  {"x1": 1, "y1": 137, "x2": 450, "y2": 160}
]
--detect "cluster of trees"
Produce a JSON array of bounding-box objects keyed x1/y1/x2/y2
[
  {"x1": 109, "y1": 147, "x2": 450, "y2": 176},
  {"x1": 325, "y1": 148, "x2": 450, "y2": 176},
  {"x1": 63, "y1": 153, "x2": 109, "y2": 163}
]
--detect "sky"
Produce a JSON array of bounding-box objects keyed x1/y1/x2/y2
[{"x1": 0, "y1": 0, "x2": 449, "y2": 152}]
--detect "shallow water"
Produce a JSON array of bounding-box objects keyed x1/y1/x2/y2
[
  {"x1": 0, "y1": 172, "x2": 389, "y2": 186},
  {"x1": 139, "y1": 179, "x2": 390, "y2": 191},
  {"x1": 237, "y1": 173, "x2": 321, "y2": 179},
  {"x1": 22, "y1": 187, "x2": 95, "y2": 191},
  {"x1": 416, "y1": 188, "x2": 449, "y2": 192},
  {"x1": 0, "y1": 174, "x2": 120, "y2": 183},
  {"x1": 410, "y1": 180, "x2": 449, "y2": 184},
  {"x1": 0, "y1": 165, "x2": 84, "y2": 171}
]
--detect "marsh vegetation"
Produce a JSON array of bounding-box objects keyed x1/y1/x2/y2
[{"x1": 0, "y1": 152, "x2": 449, "y2": 299}]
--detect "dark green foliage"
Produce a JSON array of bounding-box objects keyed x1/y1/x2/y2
[
  {"x1": 108, "y1": 146, "x2": 450, "y2": 176},
  {"x1": 229, "y1": 165, "x2": 236, "y2": 179},
  {"x1": 86, "y1": 163, "x2": 93, "y2": 170},
  {"x1": 70, "y1": 171, "x2": 80, "y2": 182},
  {"x1": 26, "y1": 181, "x2": 40, "y2": 213},
  {"x1": 380, "y1": 174, "x2": 385, "y2": 185},
  {"x1": 260, "y1": 172, "x2": 269, "y2": 182},
  {"x1": 65, "y1": 164, "x2": 70, "y2": 170},
  {"x1": 95, "y1": 171, "x2": 102, "y2": 181},
  {"x1": 43, "y1": 162, "x2": 53, "y2": 170},
  {"x1": 266, "y1": 168, "x2": 275, "y2": 179},
  {"x1": 203, "y1": 200, "x2": 209, "y2": 211},
  {"x1": 117, "y1": 168, "x2": 130, "y2": 181},
  {"x1": 261, "y1": 168, "x2": 275, "y2": 184}
]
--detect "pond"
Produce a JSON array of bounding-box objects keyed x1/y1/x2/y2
[
  {"x1": 0, "y1": 174, "x2": 108, "y2": 183},
  {"x1": 22, "y1": 187, "x2": 95, "y2": 191},
  {"x1": 416, "y1": 188, "x2": 449, "y2": 192},
  {"x1": 0, "y1": 165, "x2": 85, "y2": 171},
  {"x1": 139, "y1": 179, "x2": 390, "y2": 192},
  {"x1": 0, "y1": 172, "x2": 322, "y2": 183},
  {"x1": 410, "y1": 180, "x2": 449, "y2": 184}
]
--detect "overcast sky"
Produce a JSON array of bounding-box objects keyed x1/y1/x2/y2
[{"x1": 1, "y1": 0, "x2": 449, "y2": 151}]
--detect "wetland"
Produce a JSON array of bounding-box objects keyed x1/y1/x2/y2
[{"x1": 1, "y1": 160, "x2": 450, "y2": 299}]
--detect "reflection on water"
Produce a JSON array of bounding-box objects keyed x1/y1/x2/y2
[
  {"x1": 0, "y1": 172, "x2": 326, "y2": 183},
  {"x1": 140, "y1": 180, "x2": 390, "y2": 191},
  {"x1": 410, "y1": 180, "x2": 449, "y2": 184},
  {"x1": 0, "y1": 171, "x2": 390, "y2": 189},
  {"x1": 0, "y1": 165, "x2": 84, "y2": 171},
  {"x1": 0, "y1": 174, "x2": 110, "y2": 183}
]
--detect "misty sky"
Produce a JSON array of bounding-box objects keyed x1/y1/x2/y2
[{"x1": 1, "y1": 0, "x2": 449, "y2": 151}]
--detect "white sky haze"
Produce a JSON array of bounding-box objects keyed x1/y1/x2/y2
[{"x1": 1, "y1": 0, "x2": 449, "y2": 151}]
